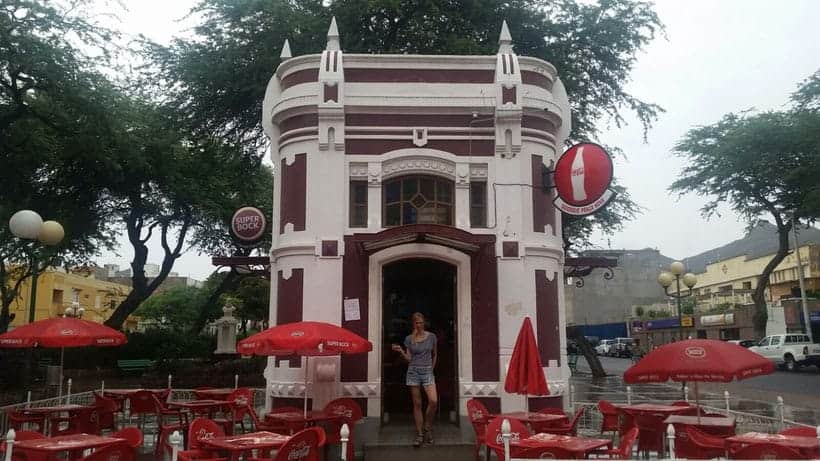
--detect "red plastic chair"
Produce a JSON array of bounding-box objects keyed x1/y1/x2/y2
[
  {"x1": 484, "y1": 416, "x2": 531, "y2": 461},
  {"x1": 112, "y1": 427, "x2": 143, "y2": 449},
  {"x1": 536, "y1": 407, "x2": 567, "y2": 417},
  {"x1": 248, "y1": 427, "x2": 321, "y2": 461},
  {"x1": 129, "y1": 392, "x2": 185, "y2": 456},
  {"x1": 213, "y1": 388, "x2": 253, "y2": 435},
  {"x1": 543, "y1": 407, "x2": 584, "y2": 436},
  {"x1": 680, "y1": 426, "x2": 728, "y2": 460},
  {"x1": 193, "y1": 387, "x2": 216, "y2": 401},
  {"x1": 77, "y1": 442, "x2": 136, "y2": 461},
  {"x1": 51, "y1": 407, "x2": 99, "y2": 436},
  {"x1": 633, "y1": 413, "x2": 665, "y2": 455},
  {"x1": 604, "y1": 427, "x2": 639, "y2": 459},
  {"x1": 7, "y1": 411, "x2": 46, "y2": 433},
  {"x1": 178, "y1": 418, "x2": 225, "y2": 461},
  {"x1": 728, "y1": 442, "x2": 807, "y2": 460},
  {"x1": 779, "y1": 426, "x2": 816, "y2": 436},
  {"x1": 597, "y1": 400, "x2": 619, "y2": 434},
  {"x1": 94, "y1": 392, "x2": 120, "y2": 432},
  {"x1": 247, "y1": 405, "x2": 297, "y2": 433},
  {"x1": 466, "y1": 399, "x2": 492, "y2": 461},
  {"x1": 322, "y1": 398, "x2": 363, "y2": 461}
]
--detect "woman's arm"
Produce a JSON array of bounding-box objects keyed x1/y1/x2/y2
[{"x1": 391, "y1": 343, "x2": 411, "y2": 362}]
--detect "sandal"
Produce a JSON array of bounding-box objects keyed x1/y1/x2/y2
[
  {"x1": 413, "y1": 433, "x2": 424, "y2": 447},
  {"x1": 424, "y1": 427, "x2": 434, "y2": 445}
]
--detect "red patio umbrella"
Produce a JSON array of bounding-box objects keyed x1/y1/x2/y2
[
  {"x1": 504, "y1": 317, "x2": 549, "y2": 412},
  {"x1": 624, "y1": 339, "x2": 775, "y2": 422},
  {"x1": 0, "y1": 317, "x2": 127, "y2": 398},
  {"x1": 237, "y1": 321, "x2": 372, "y2": 416}
]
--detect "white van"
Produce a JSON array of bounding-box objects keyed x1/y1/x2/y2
[{"x1": 595, "y1": 339, "x2": 615, "y2": 356}]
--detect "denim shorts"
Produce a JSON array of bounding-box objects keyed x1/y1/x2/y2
[{"x1": 406, "y1": 366, "x2": 435, "y2": 386}]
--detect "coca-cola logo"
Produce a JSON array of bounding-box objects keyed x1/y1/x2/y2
[
  {"x1": 60, "y1": 329, "x2": 75, "y2": 335},
  {"x1": 685, "y1": 347, "x2": 707, "y2": 359},
  {"x1": 287, "y1": 441, "x2": 311, "y2": 460},
  {"x1": 552, "y1": 143, "x2": 615, "y2": 216},
  {"x1": 231, "y1": 207, "x2": 267, "y2": 242},
  {"x1": 290, "y1": 331, "x2": 304, "y2": 337}
]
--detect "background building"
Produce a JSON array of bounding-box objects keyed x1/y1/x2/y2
[
  {"x1": 8, "y1": 266, "x2": 133, "y2": 328},
  {"x1": 97, "y1": 263, "x2": 203, "y2": 292},
  {"x1": 565, "y1": 248, "x2": 673, "y2": 339}
]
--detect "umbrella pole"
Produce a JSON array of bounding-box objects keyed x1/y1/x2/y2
[
  {"x1": 304, "y1": 356, "x2": 309, "y2": 418},
  {"x1": 58, "y1": 347, "x2": 65, "y2": 400},
  {"x1": 695, "y1": 381, "x2": 701, "y2": 425}
]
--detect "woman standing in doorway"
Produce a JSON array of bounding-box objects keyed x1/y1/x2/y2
[{"x1": 392, "y1": 312, "x2": 438, "y2": 447}]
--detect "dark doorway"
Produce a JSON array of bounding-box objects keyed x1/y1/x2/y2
[{"x1": 382, "y1": 258, "x2": 457, "y2": 424}]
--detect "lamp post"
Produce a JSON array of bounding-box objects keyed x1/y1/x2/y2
[
  {"x1": 657, "y1": 261, "x2": 697, "y2": 341},
  {"x1": 64, "y1": 301, "x2": 85, "y2": 319},
  {"x1": 8, "y1": 210, "x2": 64, "y2": 325},
  {"x1": 9, "y1": 210, "x2": 63, "y2": 396}
]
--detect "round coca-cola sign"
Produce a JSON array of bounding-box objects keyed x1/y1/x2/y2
[
  {"x1": 231, "y1": 207, "x2": 267, "y2": 242},
  {"x1": 553, "y1": 143, "x2": 615, "y2": 216}
]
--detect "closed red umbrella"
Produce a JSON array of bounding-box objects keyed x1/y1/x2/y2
[
  {"x1": 0, "y1": 317, "x2": 127, "y2": 398},
  {"x1": 505, "y1": 317, "x2": 549, "y2": 411},
  {"x1": 624, "y1": 339, "x2": 775, "y2": 422},
  {"x1": 238, "y1": 321, "x2": 372, "y2": 416}
]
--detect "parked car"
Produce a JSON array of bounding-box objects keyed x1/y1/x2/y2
[
  {"x1": 748, "y1": 334, "x2": 820, "y2": 371},
  {"x1": 728, "y1": 339, "x2": 756, "y2": 348},
  {"x1": 612, "y1": 337, "x2": 636, "y2": 358},
  {"x1": 595, "y1": 339, "x2": 615, "y2": 356}
]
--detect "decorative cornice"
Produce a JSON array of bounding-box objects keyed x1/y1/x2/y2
[
  {"x1": 461, "y1": 382, "x2": 499, "y2": 397},
  {"x1": 270, "y1": 244, "x2": 318, "y2": 263},
  {"x1": 341, "y1": 382, "x2": 380, "y2": 397},
  {"x1": 381, "y1": 156, "x2": 456, "y2": 180}
]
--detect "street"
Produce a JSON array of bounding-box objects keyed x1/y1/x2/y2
[{"x1": 581, "y1": 355, "x2": 820, "y2": 399}]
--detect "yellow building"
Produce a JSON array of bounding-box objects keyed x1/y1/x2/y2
[
  {"x1": 8, "y1": 266, "x2": 134, "y2": 328},
  {"x1": 688, "y1": 222, "x2": 820, "y2": 311}
]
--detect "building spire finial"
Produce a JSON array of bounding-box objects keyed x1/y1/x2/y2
[
  {"x1": 280, "y1": 39, "x2": 292, "y2": 60},
  {"x1": 498, "y1": 20, "x2": 513, "y2": 53},
  {"x1": 326, "y1": 16, "x2": 340, "y2": 51}
]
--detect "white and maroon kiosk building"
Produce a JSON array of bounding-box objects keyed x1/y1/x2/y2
[{"x1": 261, "y1": 19, "x2": 572, "y2": 428}]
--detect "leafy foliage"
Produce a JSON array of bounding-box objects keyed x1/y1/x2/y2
[
  {"x1": 149, "y1": 0, "x2": 662, "y2": 246},
  {"x1": 671, "y1": 69, "x2": 820, "y2": 334}
]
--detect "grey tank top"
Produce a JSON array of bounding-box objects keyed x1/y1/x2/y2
[{"x1": 405, "y1": 332, "x2": 436, "y2": 367}]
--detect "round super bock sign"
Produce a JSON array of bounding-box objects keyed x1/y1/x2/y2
[
  {"x1": 553, "y1": 143, "x2": 616, "y2": 216},
  {"x1": 231, "y1": 207, "x2": 267, "y2": 243}
]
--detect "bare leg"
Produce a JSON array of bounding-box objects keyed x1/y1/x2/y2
[
  {"x1": 423, "y1": 383, "x2": 438, "y2": 433},
  {"x1": 410, "y1": 386, "x2": 424, "y2": 435}
]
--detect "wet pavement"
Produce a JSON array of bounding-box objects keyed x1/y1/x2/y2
[{"x1": 572, "y1": 356, "x2": 820, "y2": 428}]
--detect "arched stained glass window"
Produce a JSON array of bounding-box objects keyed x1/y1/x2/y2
[{"x1": 383, "y1": 176, "x2": 454, "y2": 226}]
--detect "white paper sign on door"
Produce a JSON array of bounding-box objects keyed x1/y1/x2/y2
[{"x1": 343, "y1": 298, "x2": 361, "y2": 321}]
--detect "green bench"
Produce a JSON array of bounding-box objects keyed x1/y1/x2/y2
[
  {"x1": 117, "y1": 359, "x2": 155, "y2": 373},
  {"x1": 567, "y1": 354, "x2": 579, "y2": 374}
]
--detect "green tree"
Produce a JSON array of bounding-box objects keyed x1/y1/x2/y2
[
  {"x1": 147, "y1": 0, "x2": 661, "y2": 248},
  {"x1": 0, "y1": 0, "x2": 124, "y2": 332},
  {"x1": 135, "y1": 286, "x2": 208, "y2": 331},
  {"x1": 671, "y1": 70, "x2": 820, "y2": 336}
]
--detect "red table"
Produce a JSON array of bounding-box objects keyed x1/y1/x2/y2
[
  {"x1": 14, "y1": 433, "x2": 125, "y2": 460},
  {"x1": 726, "y1": 432, "x2": 820, "y2": 457},
  {"x1": 664, "y1": 414, "x2": 736, "y2": 436},
  {"x1": 168, "y1": 399, "x2": 229, "y2": 418},
  {"x1": 498, "y1": 411, "x2": 568, "y2": 433},
  {"x1": 201, "y1": 431, "x2": 291, "y2": 461},
  {"x1": 23, "y1": 404, "x2": 94, "y2": 435},
  {"x1": 194, "y1": 388, "x2": 235, "y2": 400},
  {"x1": 264, "y1": 410, "x2": 342, "y2": 434},
  {"x1": 512, "y1": 432, "x2": 612, "y2": 458}
]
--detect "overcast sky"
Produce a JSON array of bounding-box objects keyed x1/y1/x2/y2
[{"x1": 97, "y1": 0, "x2": 820, "y2": 280}]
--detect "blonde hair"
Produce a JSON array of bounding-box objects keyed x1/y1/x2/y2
[{"x1": 411, "y1": 312, "x2": 425, "y2": 323}]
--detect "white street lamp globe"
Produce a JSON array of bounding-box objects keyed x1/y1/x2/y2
[
  {"x1": 670, "y1": 261, "x2": 685, "y2": 276},
  {"x1": 657, "y1": 271, "x2": 674, "y2": 288},
  {"x1": 9, "y1": 210, "x2": 43, "y2": 239},
  {"x1": 37, "y1": 221, "x2": 64, "y2": 246},
  {"x1": 683, "y1": 272, "x2": 698, "y2": 288}
]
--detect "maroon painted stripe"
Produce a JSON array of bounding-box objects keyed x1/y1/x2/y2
[
  {"x1": 346, "y1": 113, "x2": 494, "y2": 128},
  {"x1": 471, "y1": 242, "x2": 499, "y2": 381},
  {"x1": 521, "y1": 71, "x2": 552, "y2": 91},
  {"x1": 345, "y1": 129, "x2": 411, "y2": 136},
  {"x1": 345, "y1": 68, "x2": 495, "y2": 84},
  {"x1": 281, "y1": 68, "x2": 319, "y2": 90},
  {"x1": 341, "y1": 238, "x2": 369, "y2": 381},
  {"x1": 345, "y1": 139, "x2": 494, "y2": 155},
  {"x1": 280, "y1": 154, "x2": 306, "y2": 233},
  {"x1": 280, "y1": 114, "x2": 318, "y2": 133},
  {"x1": 522, "y1": 115, "x2": 556, "y2": 133},
  {"x1": 276, "y1": 268, "x2": 304, "y2": 368},
  {"x1": 535, "y1": 270, "x2": 560, "y2": 366},
  {"x1": 531, "y1": 154, "x2": 553, "y2": 233}
]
